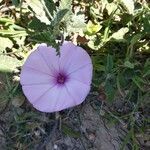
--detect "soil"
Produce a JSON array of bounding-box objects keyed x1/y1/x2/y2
[
  {"x1": 37, "y1": 101, "x2": 129, "y2": 150},
  {"x1": 0, "y1": 74, "x2": 143, "y2": 150}
]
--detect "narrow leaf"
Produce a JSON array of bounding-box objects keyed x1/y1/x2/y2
[
  {"x1": 130, "y1": 34, "x2": 142, "y2": 46},
  {"x1": 132, "y1": 76, "x2": 145, "y2": 91},
  {"x1": 124, "y1": 61, "x2": 134, "y2": 69},
  {"x1": 51, "y1": 9, "x2": 69, "y2": 27},
  {"x1": 62, "y1": 124, "x2": 81, "y2": 138},
  {"x1": 106, "y1": 54, "x2": 113, "y2": 73}
]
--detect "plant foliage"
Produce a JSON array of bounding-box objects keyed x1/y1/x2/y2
[{"x1": 0, "y1": 0, "x2": 149, "y2": 149}]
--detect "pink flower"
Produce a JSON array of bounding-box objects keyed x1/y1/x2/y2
[{"x1": 20, "y1": 42, "x2": 93, "y2": 112}]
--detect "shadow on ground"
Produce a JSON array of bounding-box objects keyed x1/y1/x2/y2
[{"x1": 0, "y1": 70, "x2": 129, "y2": 150}]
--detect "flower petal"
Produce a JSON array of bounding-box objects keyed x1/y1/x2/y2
[
  {"x1": 33, "y1": 84, "x2": 77, "y2": 112},
  {"x1": 65, "y1": 80, "x2": 91, "y2": 105},
  {"x1": 23, "y1": 49, "x2": 53, "y2": 75},
  {"x1": 22, "y1": 83, "x2": 56, "y2": 103},
  {"x1": 20, "y1": 67, "x2": 55, "y2": 85},
  {"x1": 32, "y1": 85, "x2": 59, "y2": 112},
  {"x1": 20, "y1": 42, "x2": 93, "y2": 112},
  {"x1": 33, "y1": 85, "x2": 73, "y2": 112},
  {"x1": 68, "y1": 64, "x2": 93, "y2": 85},
  {"x1": 60, "y1": 42, "x2": 92, "y2": 74},
  {"x1": 59, "y1": 42, "x2": 77, "y2": 72},
  {"x1": 38, "y1": 45, "x2": 60, "y2": 75},
  {"x1": 52, "y1": 86, "x2": 75, "y2": 112}
]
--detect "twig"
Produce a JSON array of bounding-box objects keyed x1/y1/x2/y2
[{"x1": 37, "y1": 112, "x2": 60, "y2": 149}]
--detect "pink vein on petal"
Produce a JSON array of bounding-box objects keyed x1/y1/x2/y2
[
  {"x1": 22, "y1": 82, "x2": 54, "y2": 86},
  {"x1": 24, "y1": 65, "x2": 56, "y2": 78},
  {"x1": 64, "y1": 84, "x2": 77, "y2": 106},
  {"x1": 38, "y1": 47, "x2": 59, "y2": 75},
  {"x1": 52, "y1": 88, "x2": 62, "y2": 112},
  {"x1": 69, "y1": 78, "x2": 91, "y2": 86},
  {"x1": 32, "y1": 84, "x2": 57, "y2": 105},
  {"x1": 67, "y1": 63, "x2": 92, "y2": 76},
  {"x1": 60, "y1": 45, "x2": 77, "y2": 72}
]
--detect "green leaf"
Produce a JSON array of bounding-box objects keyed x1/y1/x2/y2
[
  {"x1": 110, "y1": 27, "x2": 129, "y2": 42},
  {"x1": 0, "y1": 30, "x2": 27, "y2": 37},
  {"x1": 87, "y1": 40, "x2": 100, "y2": 50},
  {"x1": 0, "y1": 37, "x2": 13, "y2": 53},
  {"x1": 143, "y1": 59, "x2": 150, "y2": 77},
  {"x1": 143, "y1": 70, "x2": 150, "y2": 77},
  {"x1": 0, "y1": 55, "x2": 21, "y2": 72},
  {"x1": 132, "y1": 76, "x2": 145, "y2": 91},
  {"x1": 29, "y1": 30, "x2": 55, "y2": 44},
  {"x1": 0, "y1": 17, "x2": 14, "y2": 24},
  {"x1": 87, "y1": 20, "x2": 102, "y2": 35},
  {"x1": 58, "y1": 0, "x2": 72, "y2": 24},
  {"x1": 116, "y1": 73, "x2": 124, "y2": 97},
  {"x1": 106, "y1": 54, "x2": 113, "y2": 73},
  {"x1": 27, "y1": 0, "x2": 50, "y2": 24},
  {"x1": 105, "y1": 79, "x2": 116, "y2": 102},
  {"x1": 44, "y1": 0, "x2": 56, "y2": 16},
  {"x1": 51, "y1": 9, "x2": 69, "y2": 27},
  {"x1": 105, "y1": 2, "x2": 118, "y2": 15},
  {"x1": 62, "y1": 124, "x2": 81, "y2": 138},
  {"x1": 120, "y1": 0, "x2": 134, "y2": 14},
  {"x1": 28, "y1": 17, "x2": 49, "y2": 31},
  {"x1": 67, "y1": 14, "x2": 86, "y2": 34},
  {"x1": 29, "y1": 30, "x2": 59, "y2": 51},
  {"x1": 124, "y1": 60, "x2": 134, "y2": 69},
  {"x1": 12, "y1": 95, "x2": 25, "y2": 107},
  {"x1": 59, "y1": 0, "x2": 72, "y2": 10},
  {"x1": 143, "y1": 11, "x2": 150, "y2": 33},
  {"x1": 12, "y1": 0, "x2": 20, "y2": 7},
  {"x1": 130, "y1": 34, "x2": 142, "y2": 46},
  {"x1": 0, "y1": 73, "x2": 11, "y2": 111}
]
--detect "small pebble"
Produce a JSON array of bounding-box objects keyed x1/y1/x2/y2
[{"x1": 54, "y1": 144, "x2": 58, "y2": 149}]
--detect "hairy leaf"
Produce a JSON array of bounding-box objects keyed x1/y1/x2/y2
[
  {"x1": 110, "y1": 27, "x2": 129, "y2": 42},
  {"x1": 0, "y1": 55, "x2": 21, "y2": 72},
  {"x1": 67, "y1": 14, "x2": 86, "y2": 35},
  {"x1": 27, "y1": 0, "x2": 50, "y2": 24},
  {"x1": 51, "y1": 9, "x2": 69, "y2": 27},
  {"x1": 0, "y1": 37, "x2": 13, "y2": 53},
  {"x1": 58, "y1": 0, "x2": 73, "y2": 26},
  {"x1": 28, "y1": 17, "x2": 49, "y2": 31},
  {"x1": 44, "y1": 0, "x2": 56, "y2": 16},
  {"x1": 120, "y1": 0, "x2": 134, "y2": 14},
  {"x1": 29, "y1": 30, "x2": 55, "y2": 44},
  {"x1": 59, "y1": 0, "x2": 72, "y2": 10},
  {"x1": 29, "y1": 30, "x2": 59, "y2": 51}
]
